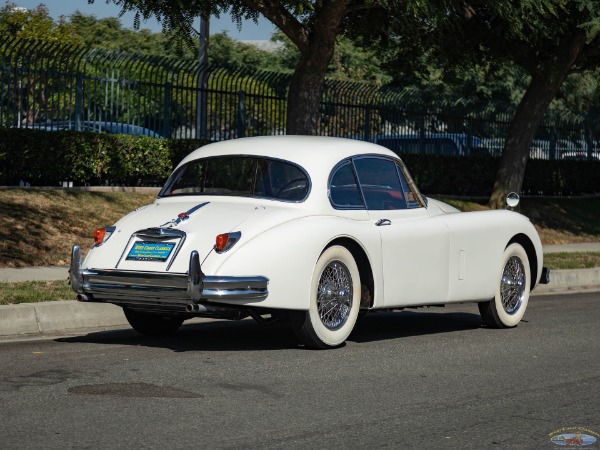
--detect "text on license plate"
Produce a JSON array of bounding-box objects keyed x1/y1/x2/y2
[{"x1": 126, "y1": 241, "x2": 175, "y2": 262}]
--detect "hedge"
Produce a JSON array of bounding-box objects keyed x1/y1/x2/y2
[
  {"x1": 0, "y1": 128, "x2": 209, "y2": 187},
  {"x1": 1, "y1": 128, "x2": 599, "y2": 195},
  {"x1": 401, "y1": 154, "x2": 600, "y2": 196}
]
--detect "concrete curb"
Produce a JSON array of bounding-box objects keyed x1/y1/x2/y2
[
  {"x1": 0, "y1": 301, "x2": 128, "y2": 337},
  {"x1": 533, "y1": 267, "x2": 600, "y2": 295}
]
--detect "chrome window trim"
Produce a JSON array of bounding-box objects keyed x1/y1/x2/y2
[
  {"x1": 327, "y1": 158, "x2": 366, "y2": 210},
  {"x1": 393, "y1": 157, "x2": 427, "y2": 209}
]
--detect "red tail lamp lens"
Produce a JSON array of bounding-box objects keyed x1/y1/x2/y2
[
  {"x1": 215, "y1": 233, "x2": 229, "y2": 252},
  {"x1": 94, "y1": 228, "x2": 106, "y2": 245}
]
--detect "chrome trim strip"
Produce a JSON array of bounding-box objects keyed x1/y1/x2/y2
[
  {"x1": 201, "y1": 276, "x2": 269, "y2": 300},
  {"x1": 134, "y1": 228, "x2": 186, "y2": 239},
  {"x1": 160, "y1": 202, "x2": 209, "y2": 228}
]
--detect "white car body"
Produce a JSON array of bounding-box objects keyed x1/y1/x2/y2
[{"x1": 71, "y1": 136, "x2": 549, "y2": 348}]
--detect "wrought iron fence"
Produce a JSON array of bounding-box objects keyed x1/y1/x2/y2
[{"x1": 2, "y1": 34, "x2": 600, "y2": 160}]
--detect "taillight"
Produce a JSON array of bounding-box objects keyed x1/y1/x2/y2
[
  {"x1": 94, "y1": 226, "x2": 116, "y2": 246},
  {"x1": 215, "y1": 234, "x2": 229, "y2": 252},
  {"x1": 94, "y1": 228, "x2": 106, "y2": 245},
  {"x1": 214, "y1": 232, "x2": 241, "y2": 253}
]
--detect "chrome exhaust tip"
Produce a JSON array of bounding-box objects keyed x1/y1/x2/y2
[
  {"x1": 77, "y1": 293, "x2": 93, "y2": 302},
  {"x1": 186, "y1": 303, "x2": 208, "y2": 313}
]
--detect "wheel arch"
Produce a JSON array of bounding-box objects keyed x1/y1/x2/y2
[
  {"x1": 508, "y1": 233, "x2": 538, "y2": 289},
  {"x1": 325, "y1": 237, "x2": 375, "y2": 309}
]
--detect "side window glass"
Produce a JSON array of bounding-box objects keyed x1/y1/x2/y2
[
  {"x1": 329, "y1": 161, "x2": 364, "y2": 208},
  {"x1": 267, "y1": 160, "x2": 309, "y2": 200},
  {"x1": 353, "y1": 158, "x2": 407, "y2": 210},
  {"x1": 395, "y1": 162, "x2": 423, "y2": 209}
]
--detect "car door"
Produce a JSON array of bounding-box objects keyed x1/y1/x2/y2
[{"x1": 352, "y1": 157, "x2": 451, "y2": 307}]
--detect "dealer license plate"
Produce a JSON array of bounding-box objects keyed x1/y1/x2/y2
[{"x1": 126, "y1": 241, "x2": 175, "y2": 262}]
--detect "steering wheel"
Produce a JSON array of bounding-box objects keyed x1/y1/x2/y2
[{"x1": 275, "y1": 178, "x2": 306, "y2": 197}]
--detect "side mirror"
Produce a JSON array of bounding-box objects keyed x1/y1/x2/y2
[{"x1": 506, "y1": 192, "x2": 520, "y2": 210}]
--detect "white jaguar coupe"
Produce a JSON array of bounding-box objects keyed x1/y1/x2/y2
[{"x1": 70, "y1": 136, "x2": 550, "y2": 349}]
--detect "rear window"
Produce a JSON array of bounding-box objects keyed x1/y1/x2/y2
[{"x1": 159, "y1": 156, "x2": 310, "y2": 202}]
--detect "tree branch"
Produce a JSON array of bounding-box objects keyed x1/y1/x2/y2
[{"x1": 238, "y1": 0, "x2": 310, "y2": 52}]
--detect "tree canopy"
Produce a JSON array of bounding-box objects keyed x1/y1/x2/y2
[
  {"x1": 383, "y1": 0, "x2": 600, "y2": 207},
  {"x1": 0, "y1": 2, "x2": 83, "y2": 45},
  {"x1": 88, "y1": 0, "x2": 390, "y2": 134}
]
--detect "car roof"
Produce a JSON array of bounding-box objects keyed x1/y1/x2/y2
[
  {"x1": 180, "y1": 135, "x2": 399, "y2": 170},
  {"x1": 178, "y1": 136, "x2": 404, "y2": 211}
]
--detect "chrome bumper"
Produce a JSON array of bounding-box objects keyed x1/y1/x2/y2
[{"x1": 69, "y1": 246, "x2": 269, "y2": 306}]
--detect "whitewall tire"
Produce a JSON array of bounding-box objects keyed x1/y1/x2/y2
[
  {"x1": 290, "y1": 246, "x2": 361, "y2": 349},
  {"x1": 479, "y1": 243, "x2": 531, "y2": 328}
]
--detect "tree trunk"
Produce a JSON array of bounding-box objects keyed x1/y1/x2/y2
[
  {"x1": 487, "y1": 74, "x2": 562, "y2": 208},
  {"x1": 488, "y1": 31, "x2": 586, "y2": 209},
  {"x1": 286, "y1": 50, "x2": 332, "y2": 135},
  {"x1": 284, "y1": 0, "x2": 351, "y2": 135}
]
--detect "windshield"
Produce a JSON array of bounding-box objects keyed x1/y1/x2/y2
[{"x1": 159, "y1": 156, "x2": 310, "y2": 202}]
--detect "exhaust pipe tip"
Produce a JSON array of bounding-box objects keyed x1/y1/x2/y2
[
  {"x1": 186, "y1": 303, "x2": 208, "y2": 313},
  {"x1": 77, "y1": 293, "x2": 93, "y2": 302}
]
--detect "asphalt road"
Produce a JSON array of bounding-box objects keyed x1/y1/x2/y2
[{"x1": 1, "y1": 293, "x2": 598, "y2": 449}]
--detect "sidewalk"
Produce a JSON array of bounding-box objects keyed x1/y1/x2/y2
[
  {"x1": 1, "y1": 242, "x2": 599, "y2": 339},
  {"x1": 543, "y1": 242, "x2": 600, "y2": 253},
  {"x1": 0, "y1": 266, "x2": 68, "y2": 282}
]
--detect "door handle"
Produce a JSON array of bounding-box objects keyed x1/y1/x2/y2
[{"x1": 375, "y1": 219, "x2": 391, "y2": 226}]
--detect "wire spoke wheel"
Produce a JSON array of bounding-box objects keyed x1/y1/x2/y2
[
  {"x1": 317, "y1": 261, "x2": 353, "y2": 330},
  {"x1": 290, "y1": 246, "x2": 360, "y2": 349},
  {"x1": 478, "y1": 243, "x2": 531, "y2": 328},
  {"x1": 500, "y1": 256, "x2": 526, "y2": 314}
]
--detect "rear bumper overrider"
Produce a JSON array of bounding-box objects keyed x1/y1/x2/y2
[{"x1": 69, "y1": 246, "x2": 269, "y2": 312}]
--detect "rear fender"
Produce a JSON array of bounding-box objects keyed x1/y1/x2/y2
[{"x1": 203, "y1": 216, "x2": 380, "y2": 310}]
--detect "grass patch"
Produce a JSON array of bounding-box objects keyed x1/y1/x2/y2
[
  {"x1": 543, "y1": 252, "x2": 600, "y2": 270},
  {"x1": 0, "y1": 189, "x2": 156, "y2": 268},
  {"x1": 0, "y1": 280, "x2": 75, "y2": 305}
]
